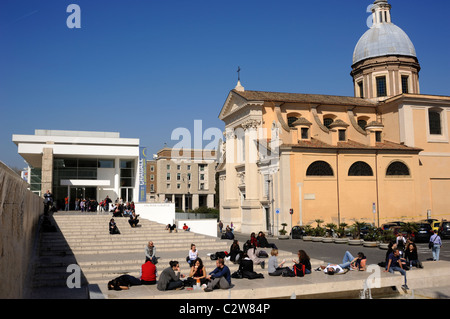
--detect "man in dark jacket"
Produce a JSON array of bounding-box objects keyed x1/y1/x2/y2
[{"x1": 204, "y1": 258, "x2": 231, "y2": 292}]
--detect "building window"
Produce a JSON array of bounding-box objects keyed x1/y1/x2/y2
[
  {"x1": 187, "y1": 173, "x2": 191, "y2": 181},
  {"x1": 167, "y1": 164, "x2": 170, "y2": 170},
  {"x1": 150, "y1": 175, "x2": 154, "y2": 181},
  {"x1": 376, "y1": 76, "x2": 387, "y2": 97},
  {"x1": 177, "y1": 173, "x2": 181, "y2": 181},
  {"x1": 187, "y1": 165, "x2": 191, "y2": 170},
  {"x1": 166, "y1": 173, "x2": 171, "y2": 181},
  {"x1": 386, "y1": 161, "x2": 410, "y2": 176},
  {"x1": 375, "y1": 131, "x2": 382, "y2": 142},
  {"x1": 324, "y1": 118, "x2": 334, "y2": 129},
  {"x1": 428, "y1": 109, "x2": 442, "y2": 135},
  {"x1": 301, "y1": 127, "x2": 309, "y2": 139},
  {"x1": 200, "y1": 183, "x2": 205, "y2": 190},
  {"x1": 177, "y1": 165, "x2": 181, "y2": 170},
  {"x1": 358, "y1": 81, "x2": 364, "y2": 98},
  {"x1": 306, "y1": 161, "x2": 334, "y2": 176},
  {"x1": 200, "y1": 174, "x2": 205, "y2": 181},
  {"x1": 358, "y1": 119, "x2": 367, "y2": 130},
  {"x1": 177, "y1": 184, "x2": 181, "y2": 189},
  {"x1": 338, "y1": 129, "x2": 346, "y2": 141},
  {"x1": 348, "y1": 161, "x2": 374, "y2": 176},
  {"x1": 150, "y1": 184, "x2": 154, "y2": 192},
  {"x1": 288, "y1": 117, "x2": 298, "y2": 127},
  {"x1": 401, "y1": 75, "x2": 409, "y2": 94},
  {"x1": 166, "y1": 183, "x2": 170, "y2": 189},
  {"x1": 150, "y1": 165, "x2": 154, "y2": 172}
]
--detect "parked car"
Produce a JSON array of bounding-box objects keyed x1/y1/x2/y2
[
  {"x1": 291, "y1": 226, "x2": 306, "y2": 239},
  {"x1": 381, "y1": 221, "x2": 406, "y2": 231},
  {"x1": 439, "y1": 221, "x2": 450, "y2": 239},
  {"x1": 413, "y1": 223, "x2": 433, "y2": 243},
  {"x1": 430, "y1": 220, "x2": 441, "y2": 233},
  {"x1": 420, "y1": 218, "x2": 438, "y2": 225}
]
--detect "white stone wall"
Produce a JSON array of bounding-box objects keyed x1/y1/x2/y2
[{"x1": 0, "y1": 161, "x2": 43, "y2": 298}]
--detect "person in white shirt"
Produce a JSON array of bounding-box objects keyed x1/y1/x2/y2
[
  {"x1": 320, "y1": 264, "x2": 344, "y2": 275},
  {"x1": 187, "y1": 243, "x2": 198, "y2": 266}
]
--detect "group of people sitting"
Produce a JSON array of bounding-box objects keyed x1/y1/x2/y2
[
  {"x1": 108, "y1": 209, "x2": 140, "y2": 234},
  {"x1": 108, "y1": 241, "x2": 232, "y2": 292}
]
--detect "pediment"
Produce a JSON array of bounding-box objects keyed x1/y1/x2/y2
[{"x1": 218, "y1": 90, "x2": 263, "y2": 121}]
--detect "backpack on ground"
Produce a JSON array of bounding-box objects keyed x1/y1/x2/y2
[{"x1": 293, "y1": 263, "x2": 305, "y2": 277}]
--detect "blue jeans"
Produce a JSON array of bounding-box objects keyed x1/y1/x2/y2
[
  {"x1": 389, "y1": 266, "x2": 407, "y2": 285},
  {"x1": 432, "y1": 245, "x2": 441, "y2": 261},
  {"x1": 339, "y1": 251, "x2": 354, "y2": 269}
]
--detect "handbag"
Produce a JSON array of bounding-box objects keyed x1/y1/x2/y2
[{"x1": 429, "y1": 235, "x2": 437, "y2": 249}]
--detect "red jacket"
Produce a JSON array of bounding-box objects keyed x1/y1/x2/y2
[{"x1": 141, "y1": 261, "x2": 156, "y2": 282}]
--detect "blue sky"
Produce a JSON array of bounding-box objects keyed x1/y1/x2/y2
[{"x1": 1, "y1": 0, "x2": 449, "y2": 169}]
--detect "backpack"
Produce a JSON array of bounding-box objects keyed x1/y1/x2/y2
[
  {"x1": 293, "y1": 263, "x2": 305, "y2": 277},
  {"x1": 282, "y1": 268, "x2": 295, "y2": 277},
  {"x1": 257, "y1": 250, "x2": 268, "y2": 258}
]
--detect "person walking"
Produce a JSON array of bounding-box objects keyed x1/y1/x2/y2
[{"x1": 429, "y1": 230, "x2": 442, "y2": 261}]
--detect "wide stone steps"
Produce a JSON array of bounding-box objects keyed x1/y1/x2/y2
[{"x1": 30, "y1": 213, "x2": 305, "y2": 297}]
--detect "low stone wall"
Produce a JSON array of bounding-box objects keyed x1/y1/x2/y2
[{"x1": 0, "y1": 161, "x2": 43, "y2": 298}]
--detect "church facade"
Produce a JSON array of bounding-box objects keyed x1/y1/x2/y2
[{"x1": 217, "y1": 0, "x2": 450, "y2": 234}]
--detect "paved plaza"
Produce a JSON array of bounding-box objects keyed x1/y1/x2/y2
[{"x1": 26, "y1": 211, "x2": 450, "y2": 300}]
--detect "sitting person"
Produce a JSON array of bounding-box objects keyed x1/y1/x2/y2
[
  {"x1": 109, "y1": 218, "x2": 120, "y2": 235},
  {"x1": 187, "y1": 243, "x2": 198, "y2": 266},
  {"x1": 140, "y1": 260, "x2": 157, "y2": 285},
  {"x1": 186, "y1": 258, "x2": 207, "y2": 286},
  {"x1": 204, "y1": 258, "x2": 231, "y2": 292},
  {"x1": 157, "y1": 261, "x2": 185, "y2": 291},
  {"x1": 128, "y1": 211, "x2": 139, "y2": 227},
  {"x1": 145, "y1": 241, "x2": 157, "y2": 264},
  {"x1": 257, "y1": 232, "x2": 277, "y2": 249},
  {"x1": 166, "y1": 223, "x2": 177, "y2": 233},
  {"x1": 229, "y1": 240, "x2": 243, "y2": 263},
  {"x1": 182, "y1": 223, "x2": 190, "y2": 231},
  {"x1": 384, "y1": 248, "x2": 408, "y2": 290},
  {"x1": 246, "y1": 244, "x2": 265, "y2": 269},
  {"x1": 112, "y1": 203, "x2": 123, "y2": 217},
  {"x1": 268, "y1": 249, "x2": 288, "y2": 276},
  {"x1": 292, "y1": 250, "x2": 312, "y2": 274},
  {"x1": 405, "y1": 242, "x2": 423, "y2": 268}
]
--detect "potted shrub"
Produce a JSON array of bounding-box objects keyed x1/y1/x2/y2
[
  {"x1": 334, "y1": 223, "x2": 349, "y2": 244},
  {"x1": 363, "y1": 225, "x2": 380, "y2": 247},
  {"x1": 312, "y1": 219, "x2": 326, "y2": 242},
  {"x1": 278, "y1": 223, "x2": 290, "y2": 240},
  {"x1": 323, "y1": 223, "x2": 337, "y2": 243},
  {"x1": 379, "y1": 229, "x2": 396, "y2": 250},
  {"x1": 348, "y1": 221, "x2": 367, "y2": 245},
  {"x1": 302, "y1": 225, "x2": 314, "y2": 241}
]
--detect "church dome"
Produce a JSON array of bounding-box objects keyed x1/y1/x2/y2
[{"x1": 353, "y1": 23, "x2": 417, "y2": 65}]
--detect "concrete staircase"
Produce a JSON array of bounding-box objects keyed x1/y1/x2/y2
[{"x1": 29, "y1": 212, "x2": 302, "y2": 298}]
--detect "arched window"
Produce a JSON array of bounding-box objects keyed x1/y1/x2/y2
[
  {"x1": 323, "y1": 118, "x2": 334, "y2": 129},
  {"x1": 306, "y1": 161, "x2": 334, "y2": 176},
  {"x1": 348, "y1": 161, "x2": 373, "y2": 176},
  {"x1": 358, "y1": 119, "x2": 367, "y2": 130},
  {"x1": 386, "y1": 161, "x2": 410, "y2": 176},
  {"x1": 287, "y1": 117, "x2": 298, "y2": 127}
]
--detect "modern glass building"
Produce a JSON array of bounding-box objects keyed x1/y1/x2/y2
[{"x1": 13, "y1": 130, "x2": 141, "y2": 210}]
